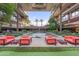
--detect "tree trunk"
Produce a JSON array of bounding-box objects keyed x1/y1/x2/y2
[
  {"x1": 16, "y1": 15, "x2": 19, "y2": 33},
  {"x1": 59, "y1": 4, "x2": 62, "y2": 32},
  {"x1": 0, "y1": 22, "x2": 2, "y2": 32},
  {"x1": 41, "y1": 21, "x2": 42, "y2": 27},
  {"x1": 16, "y1": 4, "x2": 19, "y2": 33},
  {"x1": 36, "y1": 21, "x2": 38, "y2": 26},
  {"x1": 9, "y1": 21, "x2": 12, "y2": 33}
]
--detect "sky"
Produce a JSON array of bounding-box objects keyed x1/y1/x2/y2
[{"x1": 27, "y1": 11, "x2": 51, "y2": 26}]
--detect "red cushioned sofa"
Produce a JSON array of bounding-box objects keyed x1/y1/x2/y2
[
  {"x1": 64, "y1": 36, "x2": 79, "y2": 45},
  {"x1": 19, "y1": 36, "x2": 32, "y2": 45},
  {"x1": 45, "y1": 35, "x2": 56, "y2": 45},
  {"x1": 0, "y1": 36, "x2": 15, "y2": 45}
]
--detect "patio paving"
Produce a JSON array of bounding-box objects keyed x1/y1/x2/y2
[
  {"x1": 0, "y1": 32, "x2": 79, "y2": 47},
  {"x1": 0, "y1": 33, "x2": 79, "y2": 47}
]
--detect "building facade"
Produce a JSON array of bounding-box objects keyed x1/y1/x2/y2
[
  {"x1": 53, "y1": 3, "x2": 79, "y2": 32},
  {"x1": 2, "y1": 4, "x2": 30, "y2": 28}
]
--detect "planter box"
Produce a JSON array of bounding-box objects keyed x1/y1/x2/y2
[
  {"x1": 64, "y1": 36, "x2": 79, "y2": 45},
  {"x1": 19, "y1": 36, "x2": 32, "y2": 45},
  {"x1": 45, "y1": 35, "x2": 56, "y2": 45}
]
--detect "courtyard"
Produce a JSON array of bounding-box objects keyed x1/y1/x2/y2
[
  {"x1": 1, "y1": 32, "x2": 79, "y2": 47},
  {"x1": 0, "y1": 3, "x2": 79, "y2": 56}
]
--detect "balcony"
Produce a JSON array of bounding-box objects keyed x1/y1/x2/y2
[
  {"x1": 62, "y1": 4, "x2": 79, "y2": 15},
  {"x1": 63, "y1": 16, "x2": 79, "y2": 28},
  {"x1": 61, "y1": 3, "x2": 75, "y2": 13}
]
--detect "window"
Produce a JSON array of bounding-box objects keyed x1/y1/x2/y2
[
  {"x1": 11, "y1": 16, "x2": 17, "y2": 21},
  {"x1": 76, "y1": 10, "x2": 79, "y2": 16},
  {"x1": 71, "y1": 12, "x2": 76, "y2": 17},
  {"x1": 65, "y1": 15, "x2": 68, "y2": 20},
  {"x1": 71, "y1": 9, "x2": 79, "y2": 18},
  {"x1": 0, "y1": 11, "x2": 3, "y2": 16},
  {"x1": 0, "y1": 11, "x2": 6, "y2": 16},
  {"x1": 62, "y1": 14, "x2": 68, "y2": 22}
]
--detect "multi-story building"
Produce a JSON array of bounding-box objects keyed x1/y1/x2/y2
[
  {"x1": 0, "y1": 3, "x2": 30, "y2": 32},
  {"x1": 53, "y1": 3, "x2": 79, "y2": 32},
  {"x1": 13, "y1": 4, "x2": 30, "y2": 28},
  {"x1": 2, "y1": 3, "x2": 30, "y2": 29}
]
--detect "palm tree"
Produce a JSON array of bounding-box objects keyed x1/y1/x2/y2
[
  {"x1": 40, "y1": 19, "x2": 43, "y2": 27},
  {"x1": 16, "y1": 4, "x2": 21, "y2": 33},
  {"x1": 35, "y1": 19, "x2": 38, "y2": 26},
  {"x1": 0, "y1": 11, "x2": 4, "y2": 32},
  {"x1": 59, "y1": 3, "x2": 62, "y2": 32}
]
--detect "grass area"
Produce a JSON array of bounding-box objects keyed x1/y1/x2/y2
[
  {"x1": 0, "y1": 47, "x2": 79, "y2": 56},
  {"x1": 1, "y1": 51, "x2": 79, "y2": 56}
]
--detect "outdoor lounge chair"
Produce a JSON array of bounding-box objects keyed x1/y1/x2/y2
[
  {"x1": 64, "y1": 36, "x2": 79, "y2": 45},
  {"x1": 45, "y1": 35, "x2": 56, "y2": 45},
  {"x1": 0, "y1": 37, "x2": 5, "y2": 45},
  {"x1": 0, "y1": 36, "x2": 15, "y2": 45},
  {"x1": 19, "y1": 36, "x2": 32, "y2": 45}
]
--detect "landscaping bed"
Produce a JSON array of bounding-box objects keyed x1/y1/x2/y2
[
  {"x1": 51, "y1": 30, "x2": 79, "y2": 37},
  {"x1": 0, "y1": 32, "x2": 25, "y2": 37}
]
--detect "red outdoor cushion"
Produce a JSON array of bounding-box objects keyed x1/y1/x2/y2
[
  {"x1": 75, "y1": 39, "x2": 79, "y2": 44},
  {"x1": 45, "y1": 35, "x2": 56, "y2": 40},
  {"x1": 4, "y1": 36, "x2": 15, "y2": 44},
  {"x1": 45, "y1": 35, "x2": 56, "y2": 45},
  {"x1": 0, "y1": 40, "x2": 4, "y2": 45},
  {"x1": 22, "y1": 36, "x2": 32, "y2": 40},
  {"x1": 64, "y1": 36, "x2": 75, "y2": 39},
  {"x1": 73, "y1": 36, "x2": 79, "y2": 45},
  {"x1": 0, "y1": 37, "x2": 5, "y2": 45},
  {"x1": 20, "y1": 39, "x2": 30, "y2": 45},
  {"x1": 19, "y1": 36, "x2": 32, "y2": 45},
  {"x1": 64, "y1": 36, "x2": 79, "y2": 44},
  {"x1": 5, "y1": 36, "x2": 15, "y2": 39},
  {"x1": 47, "y1": 39, "x2": 56, "y2": 44}
]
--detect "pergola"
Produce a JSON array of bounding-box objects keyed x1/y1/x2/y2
[{"x1": 19, "y1": 3, "x2": 59, "y2": 11}]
